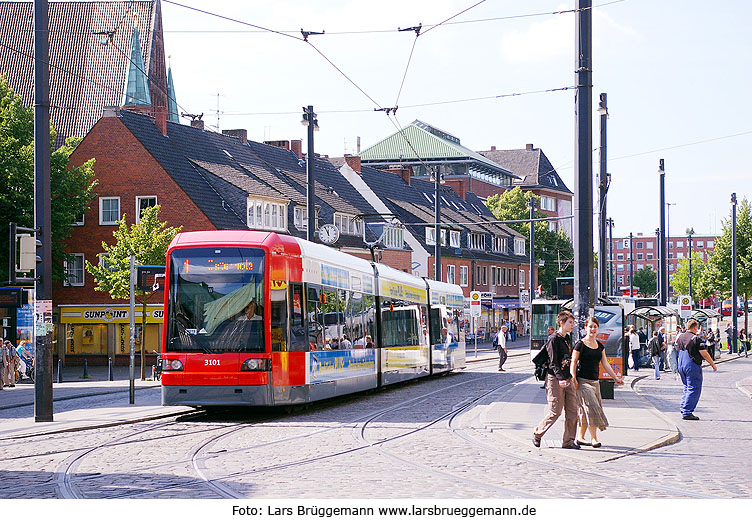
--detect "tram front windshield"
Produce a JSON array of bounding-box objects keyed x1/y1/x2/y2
[{"x1": 167, "y1": 247, "x2": 265, "y2": 353}]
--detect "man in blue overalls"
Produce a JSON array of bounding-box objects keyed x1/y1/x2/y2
[{"x1": 676, "y1": 319, "x2": 717, "y2": 420}]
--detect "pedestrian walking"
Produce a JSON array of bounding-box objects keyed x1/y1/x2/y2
[
  {"x1": 706, "y1": 329, "x2": 716, "y2": 360},
  {"x1": 532, "y1": 310, "x2": 580, "y2": 449},
  {"x1": 0, "y1": 338, "x2": 6, "y2": 390},
  {"x1": 739, "y1": 329, "x2": 749, "y2": 358},
  {"x1": 494, "y1": 325, "x2": 508, "y2": 372},
  {"x1": 657, "y1": 326, "x2": 667, "y2": 371},
  {"x1": 570, "y1": 316, "x2": 624, "y2": 447},
  {"x1": 726, "y1": 324, "x2": 736, "y2": 354},
  {"x1": 4, "y1": 341, "x2": 18, "y2": 387},
  {"x1": 629, "y1": 326, "x2": 641, "y2": 370},
  {"x1": 676, "y1": 319, "x2": 717, "y2": 420},
  {"x1": 648, "y1": 331, "x2": 662, "y2": 380}
]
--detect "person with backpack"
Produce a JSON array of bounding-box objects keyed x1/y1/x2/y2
[
  {"x1": 494, "y1": 325, "x2": 508, "y2": 372},
  {"x1": 532, "y1": 310, "x2": 580, "y2": 450},
  {"x1": 676, "y1": 318, "x2": 717, "y2": 420}
]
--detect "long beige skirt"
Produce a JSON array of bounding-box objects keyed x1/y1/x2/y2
[{"x1": 577, "y1": 377, "x2": 609, "y2": 430}]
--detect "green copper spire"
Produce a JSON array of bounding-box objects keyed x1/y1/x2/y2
[
  {"x1": 167, "y1": 65, "x2": 178, "y2": 123},
  {"x1": 122, "y1": 26, "x2": 152, "y2": 106}
]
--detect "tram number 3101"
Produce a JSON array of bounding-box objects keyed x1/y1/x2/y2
[{"x1": 204, "y1": 359, "x2": 221, "y2": 366}]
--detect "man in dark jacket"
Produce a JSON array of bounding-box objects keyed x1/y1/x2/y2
[{"x1": 532, "y1": 311, "x2": 579, "y2": 449}]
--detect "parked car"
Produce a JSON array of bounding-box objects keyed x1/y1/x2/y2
[{"x1": 721, "y1": 299, "x2": 744, "y2": 317}]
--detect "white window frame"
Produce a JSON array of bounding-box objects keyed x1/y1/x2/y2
[
  {"x1": 492, "y1": 236, "x2": 507, "y2": 253},
  {"x1": 73, "y1": 212, "x2": 85, "y2": 226},
  {"x1": 426, "y1": 226, "x2": 436, "y2": 246},
  {"x1": 707, "y1": 240, "x2": 714, "y2": 248},
  {"x1": 519, "y1": 269, "x2": 525, "y2": 290},
  {"x1": 460, "y1": 266, "x2": 468, "y2": 287},
  {"x1": 64, "y1": 253, "x2": 85, "y2": 287},
  {"x1": 677, "y1": 241, "x2": 683, "y2": 248},
  {"x1": 514, "y1": 238, "x2": 526, "y2": 256},
  {"x1": 247, "y1": 198, "x2": 287, "y2": 232},
  {"x1": 697, "y1": 241, "x2": 704, "y2": 248},
  {"x1": 450, "y1": 230, "x2": 461, "y2": 248},
  {"x1": 334, "y1": 212, "x2": 362, "y2": 236},
  {"x1": 446, "y1": 264, "x2": 456, "y2": 285},
  {"x1": 99, "y1": 197, "x2": 120, "y2": 225},
  {"x1": 617, "y1": 253, "x2": 624, "y2": 260},
  {"x1": 135, "y1": 196, "x2": 157, "y2": 224},
  {"x1": 468, "y1": 232, "x2": 485, "y2": 251},
  {"x1": 647, "y1": 241, "x2": 654, "y2": 249}
]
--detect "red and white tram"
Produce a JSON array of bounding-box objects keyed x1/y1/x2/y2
[{"x1": 161, "y1": 230, "x2": 465, "y2": 407}]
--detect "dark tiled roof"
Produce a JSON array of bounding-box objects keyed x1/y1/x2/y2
[
  {"x1": 356, "y1": 165, "x2": 526, "y2": 264},
  {"x1": 478, "y1": 148, "x2": 572, "y2": 194},
  {"x1": 117, "y1": 110, "x2": 378, "y2": 247},
  {"x1": 0, "y1": 1, "x2": 165, "y2": 147}
]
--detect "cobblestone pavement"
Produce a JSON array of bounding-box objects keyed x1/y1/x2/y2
[{"x1": 0, "y1": 354, "x2": 750, "y2": 499}]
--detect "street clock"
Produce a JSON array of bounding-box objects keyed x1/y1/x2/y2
[{"x1": 318, "y1": 224, "x2": 340, "y2": 245}]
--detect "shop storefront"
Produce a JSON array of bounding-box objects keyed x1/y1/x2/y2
[{"x1": 57, "y1": 304, "x2": 164, "y2": 365}]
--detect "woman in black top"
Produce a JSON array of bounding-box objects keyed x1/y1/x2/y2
[{"x1": 570, "y1": 316, "x2": 624, "y2": 447}]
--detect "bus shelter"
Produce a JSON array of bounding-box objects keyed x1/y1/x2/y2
[
  {"x1": 626, "y1": 305, "x2": 680, "y2": 368},
  {"x1": 690, "y1": 308, "x2": 721, "y2": 333}
]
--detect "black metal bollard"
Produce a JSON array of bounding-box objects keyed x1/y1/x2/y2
[
  {"x1": 57, "y1": 359, "x2": 63, "y2": 383},
  {"x1": 81, "y1": 358, "x2": 90, "y2": 379},
  {"x1": 108, "y1": 357, "x2": 114, "y2": 381}
]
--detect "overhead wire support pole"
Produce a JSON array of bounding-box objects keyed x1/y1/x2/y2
[
  {"x1": 34, "y1": 0, "x2": 53, "y2": 423},
  {"x1": 302, "y1": 106, "x2": 318, "y2": 241},
  {"x1": 573, "y1": 0, "x2": 594, "y2": 337},
  {"x1": 597, "y1": 93, "x2": 609, "y2": 299},
  {"x1": 732, "y1": 193, "x2": 738, "y2": 354},
  {"x1": 658, "y1": 159, "x2": 667, "y2": 306}
]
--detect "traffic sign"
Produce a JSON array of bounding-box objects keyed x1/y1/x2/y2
[
  {"x1": 678, "y1": 295, "x2": 692, "y2": 319},
  {"x1": 470, "y1": 290, "x2": 481, "y2": 317},
  {"x1": 520, "y1": 289, "x2": 531, "y2": 309}
]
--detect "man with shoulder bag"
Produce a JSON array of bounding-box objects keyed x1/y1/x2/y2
[{"x1": 494, "y1": 325, "x2": 508, "y2": 372}]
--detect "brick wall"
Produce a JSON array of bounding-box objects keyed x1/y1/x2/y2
[{"x1": 56, "y1": 115, "x2": 216, "y2": 306}]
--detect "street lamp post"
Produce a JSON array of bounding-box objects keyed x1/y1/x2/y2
[
  {"x1": 302, "y1": 105, "x2": 318, "y2": 241},
  {"x1": 686, "y1": 227, "x2": 694, "y2": 302},
  {"x1": 666, "y1": 201, "x2": 676, "y2": 301},
  {"x1": 607, "y1": 218, "x2": 614, "y2": 296},
  {"x1": 629, "y1": 232, "x2": 634, "y2": 297},
  {"x1": 597, "y1": 94, "x2": 609, "y2": 299},
  {"x1": 658, "y1": 160, "x2": 666, "y2": 306},
  {"x1": 732, "y1": 193, "x2": 738, "y2": 353},
  {"x1": 529, "y1": 197, "x2": 536, "y2": 297},
  {"x1": 655, "y1": 228, "x2": 660, "y2": 299}
]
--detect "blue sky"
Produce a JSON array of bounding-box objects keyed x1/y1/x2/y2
[{"x1": 161, "y1": 0, "x2": 751, "y2": 240}]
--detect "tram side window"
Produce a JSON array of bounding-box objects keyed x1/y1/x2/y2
[
  {"x1": 306, "y1": 284, "x2": 324, "y2": 350},
  {"x1": 429, "y1": 307, "x2": 442, "y2": 345},
  {"x1": 289, "y1": 283, "x2": 307, "y2": 352},
  {"x1": 380, "y1": 299, "x2": 420, "y2": 348},
  {"x1": 348, "y1": 291, "x2": 363, "y2": 347},
  {"x1": 270, "y1": 288, "x2": 288, "y2": 352},
  {"x1": 364, "y1": 294, "x2": 377, "y2": 347},
  {"x1": 321, "y1": 287, "x2": 343, "y2": 349}
]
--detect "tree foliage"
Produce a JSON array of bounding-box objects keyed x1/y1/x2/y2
[
  {"x1": 0, "y1": 75, "x2": 97, "y2": 283},
  {"x1": 486, "y1": 187, "x2": 574, "y2": 296},
  {"x1": 669, "y1": 253, "x2": 707, "y2": 300},
  {"x1": 632, "y1": 267, "x2": 657, "y2": 297},
  {"x1": 85, "y1": 205, "x2": 182, "y2": 302}
]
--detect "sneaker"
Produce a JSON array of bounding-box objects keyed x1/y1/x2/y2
[
  {"x1": 682, "y1": 414, "x2": 700, "y2": 420},
  {"x1": 532, "y1": 434, "x2": 541, "y2": 447},
  {"x1": 498, "y1": 368, "x2": 505, "y2": 372}
]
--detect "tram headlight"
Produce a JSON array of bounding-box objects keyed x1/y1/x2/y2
[
  {"x1": 240, "y1": 358, "x2": 270, "y2": 372},
  {"x1": 163, "y1": 359, "x2": 183, "y2": 371}
]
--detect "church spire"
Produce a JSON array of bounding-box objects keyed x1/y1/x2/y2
[
  {"x1": 167, "y1": 58, "x2": 178, "y2": 123},
  {"x1": 122, "y1": 26, "x2": 152, "y2": 107}
]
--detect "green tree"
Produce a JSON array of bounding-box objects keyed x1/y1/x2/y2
[
  {"x1": 699, "y1": 197, "x2": 752, "y2": 331},
  {"x1": 632, "y1": 267, "x2": 657, "y2": 296},
  {"x1": 669, "y1": 253, "x2": 707, "y2": 301},
  {"x1": 86, "y1": 205, "x2": 182, "y2": 378},
  {"x1": 486, "y1": 187, "x2": 574, "y2": 296},
  {"x1": 0, "y1": 74, "x2": 97, "y2": 283}
]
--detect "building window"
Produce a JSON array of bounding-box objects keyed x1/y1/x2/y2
[
  {"x1": 64, "y1": 253, "x2": 85, "y2": 286},
  {"x1": 468, "y1": 232, "x2": 485, "y2": 250},
  {"x1": 382, "y1": 226, "x2": 404, "y2": 249},
  {"x1": 617, "y1": 264, "x2": 624, "y2": 271},
  {"x1": 98, "y1": 253, "x2": 116, "y2": 273},
  {"x1": 617, "y1": 275, "x2": 623, "y2": 284},
  {"x1": 668, "y1": 252, "x2": 673, "y2": 259},
  {"x1": 677, "y1": 252, "x2": 684, "y2": 259},
  {"x1": 637, "y1": 253, "x2": 644, "y2": 260},
  {"x1": 73, "y1": 212, "x2": 85, "y2": 226},
  {"x1": 668, "y1": 241, "x2": 674, "y2": 248},
  {"x1": 440, "y1": 228, "x2": 448, "y2": 246},
  {"x1": 446, "y1": 265, "x2": 456, "y2": 284},
  {"x1": 647, "y1": 253, "x2": 654, "y2": 260},
  {"x1": 136, "y1": 196, "x2": 157, "y2": 223},
  {"x1": 334, "y1": 212, "x2": 363, "y2": 236},
  {"x1": 460, "y1": 266, "x2": 468, "y2": 287},
  {"x1": 520, "y1": 269, "x2": 525, "y2": 289},
  {"x1": 540, "y1": 196, "x2": 556, "y2": 211},
  {"x1": 426, "y1": 227, "x2": 436, "y2": 246},
  {"x1": 514, "y1": 238, "x2": 526, "y2": 256},
  {"x1": 492, "y1": 236, "x2": 507, "y2": 253},
  {"x1": 697, "y1": 240, "x2": 704, "y2": 248},
  {"x1": 99, "y1": 197, "x2": 120, "y2": 225},
  {"x1": 450, "y1": 230, "x2": 461, "y2": 248},
  {"x1": 669, "y1": 264, "x2": 674, "y2": 270},
  {"x1": 647, "y1": 241, "x2": 654, "y2": 249},
  {"x1": 677, "y1": 241, "x2": 683, "y2": 248},
  {"x1": 617, "y1": 253, "x2": 624, "y2": 260},
  {"x1": 482, "y1": 266, "x2": 487, "y2": 285},
  {"x1": 617, "y1": 241, "x2": 623, "y2": 249},
  {"x1": 637, "y1": 264, "x2": 644, "y2": 270},
  {"x1": 247, "y1": 198, "x2": 287, "y2": 232},
  {"x1": 707, "y1": 240, "x2": 714, "y2": 248},
  {"x1": 490, "y1": 266, "x2": 496, "y2": 286},
  {"x1": 647, "y1": 264, "x2": 653, "y2": 270},
  {"x1": 636, "y1": 242, "x2": 643, "y2": 249}
]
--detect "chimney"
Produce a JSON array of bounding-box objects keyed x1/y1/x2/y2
[
  {"x1": 154, "y1": 106, "x2": 167, "y2": 136},
  {"x1": 526, "y1": 143, "x2": 534, "y2": 150},
  {"x1": 102, "y1": 106, "x2": 119, "y2": 118},
  {"x1": 344, "y1": 154, "x2": 361, "y2": 174},
  {"x1": 291, "y1": 139, "x2": 302, "y2": 159},
  {"x1": 222, "y1": 129, "x2": 248, "y2": 144},
  {"x1": 386, "y1": 165, "x2": 412, "y2": 186},
  {"x1": 490, "y1": 145, "x2": 496, "y2": 151},
  {"x1": 190, "y1": 117, "x2": 204, "y2": 130}
]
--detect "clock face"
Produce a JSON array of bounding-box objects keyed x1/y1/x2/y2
[{"x1": 319, "y1": 224, "x2": 340, "y2": 244}]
